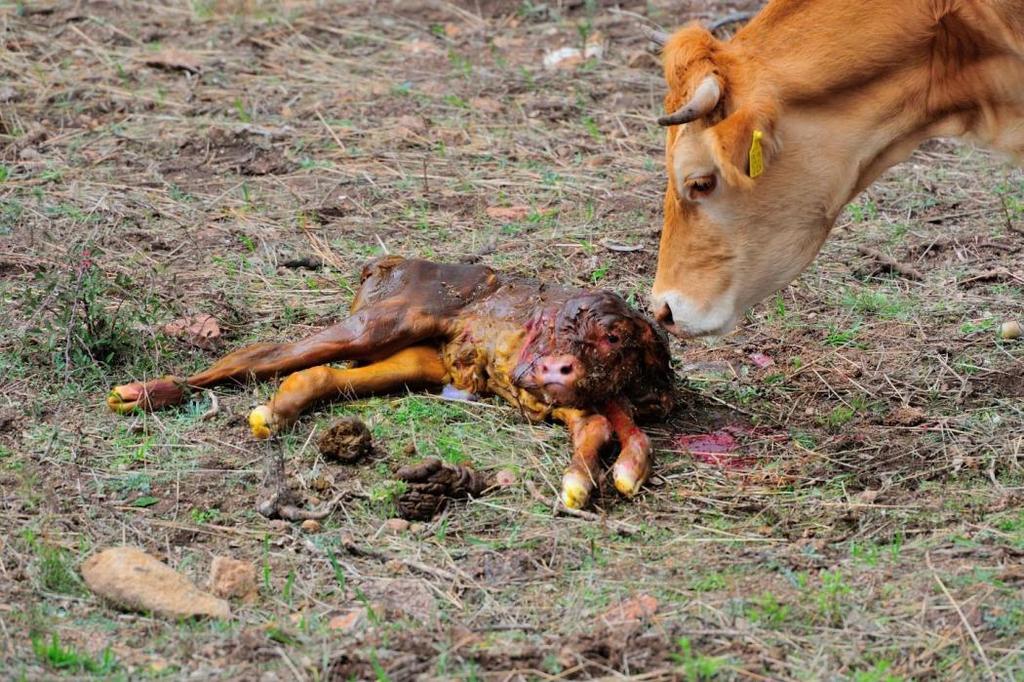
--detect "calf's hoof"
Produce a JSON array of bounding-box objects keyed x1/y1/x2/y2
[
  {"x1": 248, "y1": 406, "x2": 277, "y2": 439},
  {"x1": 560, "y1": 470, "x2": 593, "y2": 510},
  {"x1": 612, "y1": 458, "x2": 648, "y2": 498},
  {"x1": 107, "y1": 376, "x2": 186, "y2": 413}
]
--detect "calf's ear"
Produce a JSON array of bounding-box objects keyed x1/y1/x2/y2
[{"x1": 704, "y1": 101, "x2": 779, "y2": 188}]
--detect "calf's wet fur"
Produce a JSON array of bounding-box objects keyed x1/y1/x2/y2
[{"x1": 109, "y1": 257, "x2": 675, "y2": 509}]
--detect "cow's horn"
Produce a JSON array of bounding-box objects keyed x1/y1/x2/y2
[
  {"x1": 657, "y1": 76, "x2": 721, "y2": 127},
  {"x1": 641, "y1": 25, "x2": 670, "y2": 47}
]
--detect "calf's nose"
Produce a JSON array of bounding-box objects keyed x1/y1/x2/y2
[{"x1": 538, "y1": 354, "x2": 581, "y2": 387}]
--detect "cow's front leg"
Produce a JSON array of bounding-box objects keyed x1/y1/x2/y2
[
  {"x1": 605, "y1": 401, "x2": 652, "y2": 498},
  {"x1": 108, "y1": 302, "x2": 442, "y2": 413},
  {"x1": 249, "y1": 345, "x2": 447, "y2": 438},
  {"x1": 553, "y1": 408, "x2": 613, "y2": 510}
]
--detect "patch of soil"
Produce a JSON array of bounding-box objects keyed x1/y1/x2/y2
[
  {"x1": 465, "y1": 548, "x2": 542, "y2": 583},
  {"x1": 162, "y1": 127, "x2": 294, "y2": 177}
]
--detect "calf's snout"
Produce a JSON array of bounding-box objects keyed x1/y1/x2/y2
[{"x1": 537, "y1": 354, "x2": 581, "y2": 388}]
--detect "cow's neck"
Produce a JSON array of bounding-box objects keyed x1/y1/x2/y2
[{"x1": 742, "y1": 0, "x2": 1024, "y2": 220}]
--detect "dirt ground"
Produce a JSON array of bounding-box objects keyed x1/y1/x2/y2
[{"x1": 1, "y1": 1, "x2": 1023, "y2": 679}]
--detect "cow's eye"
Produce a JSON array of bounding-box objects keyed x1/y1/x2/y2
[{"x1": 685, "y1": 174, "x2": 717, "y2": 201}]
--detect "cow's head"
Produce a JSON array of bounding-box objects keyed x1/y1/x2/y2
[{"x1": 649, "y1": 24, "x2": 836, "y2": 337}]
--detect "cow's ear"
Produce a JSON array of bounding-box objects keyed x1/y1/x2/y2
[{"x1": 704, "y1": 102, "x2": 778, "y2": 188}]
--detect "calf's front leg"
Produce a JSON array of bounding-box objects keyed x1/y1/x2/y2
[
  {"x1": 553, "y1": 408, "x2": 613, "y2": 510},
  {"x1": 108, "y1": 302, "x2": 442, "y2": 413},
  {"x1": 248, "y1": 345, "x2": 447, "y2": 438},
  {"x1": 605, "y1": 401, "x2": 652, "y2": 498}
]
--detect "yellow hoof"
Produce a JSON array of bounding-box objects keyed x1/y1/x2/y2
[
  {"x1": 561, "y1": 474, "x2": 591, "y2": 510},
  {"x1": 248, "y1": 406, "x2": 276, "y2": 440},
  {"x1": 613, "y1": 473, "x2": 641, "y2": 498},
  {"x1": 106, "y1": 390, "x2": 137, "y2": 414}
]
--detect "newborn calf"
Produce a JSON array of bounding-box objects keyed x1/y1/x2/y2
[{"x1": 108, "y1": 257, "x2": 675, "y2": 509}]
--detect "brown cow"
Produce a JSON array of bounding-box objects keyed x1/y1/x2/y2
[
  {"x1": 649, "y1": 0, "x2": 1024, "y2": 337},
  {"x1": 107, "y1": 257, "x2": 674, "y2": 511}
]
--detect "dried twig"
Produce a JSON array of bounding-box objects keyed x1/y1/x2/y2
[
  {"x1": 927, "y1": 553, "x2": 996, "y2": 681},
  {"x1": 199, "y1": 390, "x2": 220, "y2": 421},
  {"x1": 856, "y1": 245, "x2": 924, "y2": 280}
]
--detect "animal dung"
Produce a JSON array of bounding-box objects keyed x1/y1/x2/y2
[{"x1": 318, "y1": 416, "x2": 374, "y2": 462}]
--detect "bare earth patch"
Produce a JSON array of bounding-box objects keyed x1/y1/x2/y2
[{"x1": 1, "y1": 0, "x2": 1022, "y2": 679}]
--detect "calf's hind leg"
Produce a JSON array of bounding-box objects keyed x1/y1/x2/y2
[
  {"x1": 108, "y1": 302, "x2": 442, "y2": 413},
  {"x1": 249, "y1": 345, "x2": 447, "y2": 438}
]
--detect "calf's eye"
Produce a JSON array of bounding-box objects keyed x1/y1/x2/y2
[{"x1": 606, "y1": 333, "x2": 620, "y2": 344}]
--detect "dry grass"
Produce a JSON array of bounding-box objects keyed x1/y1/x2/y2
[{"x1": 1, "y1": 1, "x2": 1023, "y2": 679}]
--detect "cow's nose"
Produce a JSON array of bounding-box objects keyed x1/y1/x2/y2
[
  {"x1": 654, "y1": 303, "x2": 674, "y2": 327},
  {"x1": 538, "y1": 355, "x2": 581, "y2": 387}
]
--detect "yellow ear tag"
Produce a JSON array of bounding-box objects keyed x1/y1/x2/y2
[{"x1": 748, "y1": 129, "x2": 764, "y2": 179}]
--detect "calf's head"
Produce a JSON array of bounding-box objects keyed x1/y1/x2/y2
[{"x1": 511, "y1": 291, "x2": 674, "y2": 415}]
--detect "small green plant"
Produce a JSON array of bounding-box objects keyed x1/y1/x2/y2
[
  {"x1": 959, "y1": 317, "x2": 995, "y2": 335},
  {"x1": 189, "y1": 507, "x2": 219, "y2": 524},
  {"x1": 850, "y1": 540, "x2": 881, "y2": 567},
  {"x1": 745, "y1": 592, "x2": 790, "y2": 628},
  {"x1": 32, "y1": 633, "x2": 117, "y2": 674},
  {"x1": 237, "y1": 233, "x2": 257, "y2": 252},
  {"x1": 21, "y1": 251, "x2": 157, "y2": 383},
  {"x1": 232, "y1": 97, "x2": 252, "y2": 122},
  {"x1": 842, "y1": 288, "x2": 908, "y2": 318},
  {"x1": 817, "y1": 569, "x2": 852, "y2": 625},
  {"x1": 283, "y1": 570, "x2": 295, "y2": 606},
  {"x1": 825, "y1": 322, "x2": 861, "y2": 348},
  {"x1": 369, "y1": 649, "x2": 390, "y2": 681},
  {"x1": 670, "y1": 637, "x2": 726, "y2": 681},
  {"x1": 852, "y1": 659, "x2": 903, "y2": 682},
  {"x1": 690, "y1": 573, "x2": 726, "y2": 592},
  {"x1": 581, "y1": 115, "x2": 602, "y2": 142},
  {"x1": 37, "y1": 545, "x2": 85, "y2": 596},
  {"x1": 823, "y1": 405, "x2": 856, "y2": 430},
  {"x1": 327, "y1": 549, "x2": 347, "y2": 591},
  {"x1": 847, "y1": 199, "x2": 878, "y2": 222},
  {"x1": 369, "y1": 480, "x2": 408, "y2": 517},
  {"x1": 262, "y1": 535, "x2": 272, "y2": 592}
]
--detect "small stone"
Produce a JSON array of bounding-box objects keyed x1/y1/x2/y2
[
  {"x1": 384, "y1": 518, "x2": 410, "y2": 533},
  {"x1": 209, "y1": 556, "x2": 258, "y2": 602},
  {"x1": 403, "y1": 442, "x2": 417, "y2": 456},
  {"x1": 81, "y1": 547, "x2": 230, "y2": 620},
  {"x1": 328, "y1": 608, "x2": 366, "y2": 632},
  {"x1": 267, "y1": 520, "x2": 289, "y2": 532},
  {"x1": 301, "y1": 519, "x2": 321, "y2": 534},
  {"x1": 998, "y1": 320, "x2": 1021, "y2": 340},
  {"x1": 318, "y1": 417, "x2": 374, "y2": 463},
  {"x1": 600, "y1": 594, "x2": 658, "y2": 627},
  {"x1": 385, "y1": 559, "x2": 405, "y2": 574},
  {"x1": 887, "y1": 405, "x2": 928, "y2": 426},
  {"x1": 409, "y1": 523, "x2": 424, "y2": 534},
  {"x1": 493, "y1": 469, "x2": 517, "y2": 487}
]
